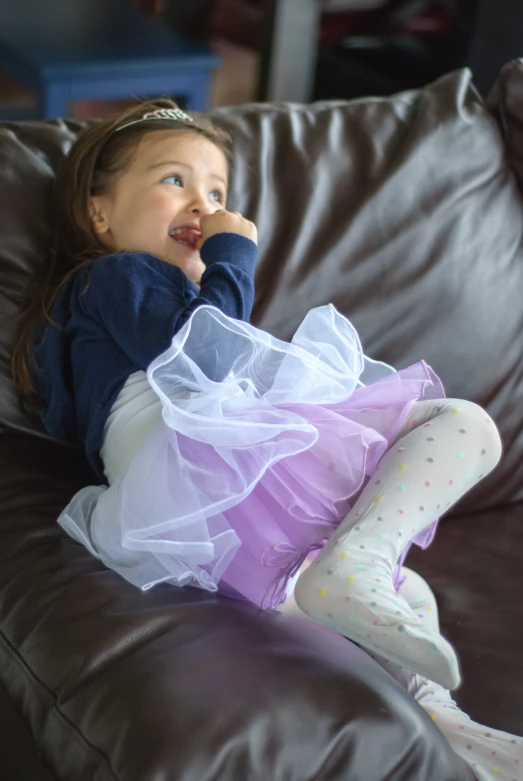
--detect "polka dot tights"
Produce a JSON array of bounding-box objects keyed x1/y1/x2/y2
[
  {"x1": 280, "y1": 568, "x2": 522, "y2": 781},
  {"x1": 294, "y1": 399, "x2": 502, "y2": 690},
  {"x1": 373, "y1": 569, "x2": 523, "y2": 781}
]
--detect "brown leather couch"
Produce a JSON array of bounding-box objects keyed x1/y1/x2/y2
[{"x1": 1, "y1": 58, "x2": 523, "y2": 781}]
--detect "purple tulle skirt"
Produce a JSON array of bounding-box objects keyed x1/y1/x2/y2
[{"x1": 58, "y1": 305, "x2": 444, "y2": 609}]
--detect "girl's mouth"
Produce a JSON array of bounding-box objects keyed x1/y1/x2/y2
[{"x1": 169, "y1": 227, "x2": 202, "y2": 247}]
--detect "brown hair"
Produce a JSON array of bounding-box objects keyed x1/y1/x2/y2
[{"x1": 11, "y1": 98, "x2": 233, "y2": 398}]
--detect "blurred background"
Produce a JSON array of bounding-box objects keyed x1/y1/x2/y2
[{"x1": 0, "y1": 0, "x2": 520, "y2": 120}]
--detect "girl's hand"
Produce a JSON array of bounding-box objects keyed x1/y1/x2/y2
[{"x1": 197, "y1": 210, "x2": 258, "y2": 249}]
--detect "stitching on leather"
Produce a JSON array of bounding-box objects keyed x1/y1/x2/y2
[{"x1": 0, "y1": 629, "x2": 119, "y2": 781}]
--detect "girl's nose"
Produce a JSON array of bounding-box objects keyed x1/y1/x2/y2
[{"x1": 189, "y1": 191, "x2": 214, "y2": 215}]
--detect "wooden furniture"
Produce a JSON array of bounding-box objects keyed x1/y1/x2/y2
[{"x1": 0, "y1": 0, "x2": 219, "y2": 120}]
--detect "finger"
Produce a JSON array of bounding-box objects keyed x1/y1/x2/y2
[{"x1": 202, "y1": 210, "x2": 225, "y2": 222}]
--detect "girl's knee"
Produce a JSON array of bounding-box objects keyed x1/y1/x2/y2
[{"x1": 444, "y1": 399, "x2": 502, "y2": 467}]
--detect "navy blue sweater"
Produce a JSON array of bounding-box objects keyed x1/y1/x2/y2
[{"x1": 32, "y1": 233, "x2": 258, "y2": 480}]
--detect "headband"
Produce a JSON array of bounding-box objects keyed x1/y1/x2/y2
[{"x1": 114, "y1": 108, "x2": 195, "y2": 133}]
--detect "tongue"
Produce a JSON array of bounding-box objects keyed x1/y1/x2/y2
[{"x1": 173, "y1": 229, "x2": 201, "y2": 246}]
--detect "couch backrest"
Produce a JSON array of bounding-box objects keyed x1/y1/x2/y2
[{"x1": 2, "y1": 63, "x2": 523, "y2": 512}]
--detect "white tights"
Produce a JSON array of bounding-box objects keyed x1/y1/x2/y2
[
  {"x1": 280, "y1": 567, "x2": 523, "y2": 780},
  {"x1": 293, "y1": 399, "x2": 502, "y2": 690},
  {"x1": 376, "y1": 569, "x2": 523, "y2": 781}
]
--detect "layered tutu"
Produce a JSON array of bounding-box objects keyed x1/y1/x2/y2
[{"x1": 58, "y1": 305, "x2": 444, "y2": 609}]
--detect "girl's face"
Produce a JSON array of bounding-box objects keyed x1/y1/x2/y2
[{"x1": 89, "y1": 130, "x2": 229, "y2": 283}]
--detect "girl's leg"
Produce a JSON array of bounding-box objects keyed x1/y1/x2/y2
[
  {"x1": 294, "y1": 399, "x2": 502, "y2": 689},
  {"x1": 374, "y1": 569, "x2": 523, "y2": 781}
]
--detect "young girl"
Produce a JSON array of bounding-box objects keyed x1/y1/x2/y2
[{"x1": 12, "y1": 99, "x2": 521, "y2": 780}]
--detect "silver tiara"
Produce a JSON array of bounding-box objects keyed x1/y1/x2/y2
[{"x1": 115, "y1": 108, "x2": 194, "y2": 133}]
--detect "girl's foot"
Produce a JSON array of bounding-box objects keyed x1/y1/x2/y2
[{"x1": 294, "y1": 549, "x2": 461, "y2": 690}]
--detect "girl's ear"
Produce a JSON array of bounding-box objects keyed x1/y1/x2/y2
[{"x1": 89, "y1": 197, "x2": 110, "y2": 235}]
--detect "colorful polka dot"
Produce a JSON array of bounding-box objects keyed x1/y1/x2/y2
[
  {"x1": 399, "y1": 464, "x2": 406, "y2": 471},
  {"x1": 347, "y1": 577, "x2": 355, "y2": 583},
  {"x1": 375, "y1": 497, "x2": 383, "y2": 503},
  {"x1": 319, "y1": 588, "x2": 327, "y2": 596},
  {"x1": 452, "y1": 408, "x2": 460, "y2": 414},
  {"x1": 341, "y1": 552, "x2": 349, "y2": 559}
]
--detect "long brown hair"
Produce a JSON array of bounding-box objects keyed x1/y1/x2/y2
[{"x1": 11, "y1": 98, "x2": 233, "y2": 398}]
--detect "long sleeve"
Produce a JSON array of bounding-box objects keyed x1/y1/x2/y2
[{"x1": 78, "y1": 233, "x2": 257, "y2": 369}]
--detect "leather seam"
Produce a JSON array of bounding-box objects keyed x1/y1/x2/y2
[{"x1": 0, "y1": 629, "x2": 119, "y2": 781}]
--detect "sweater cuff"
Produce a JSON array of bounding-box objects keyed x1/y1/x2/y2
[{"x1": 200, "y1": 233, "x2": 258, "y2": 273}]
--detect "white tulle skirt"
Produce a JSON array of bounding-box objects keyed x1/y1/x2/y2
[{"x1": 58, "y1": 305, "x2": 444, "y2": 608}]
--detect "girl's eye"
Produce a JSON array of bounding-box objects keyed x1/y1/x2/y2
[
  {"x1": 163, "y1": 174, "x2": 182, "y2": 186},
  {"x1": 210, "y1": 190, "x2": 224, "y2": 203}
]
